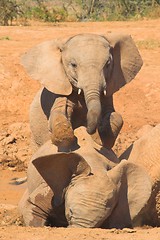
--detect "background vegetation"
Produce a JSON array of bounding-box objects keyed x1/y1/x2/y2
[{"x1": 0, "y1": 0, "x2": 160, "y2": 25}]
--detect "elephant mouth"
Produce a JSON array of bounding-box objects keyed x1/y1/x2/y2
[{"x1": 67, "y1": 74, "x2": 78, "y2": 90}]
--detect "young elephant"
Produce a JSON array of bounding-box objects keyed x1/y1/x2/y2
[
  {"x1": 22, "y1": 33, "x2": 143, "y2": 150},
  {"x1": 19, "y1": 127, "x2": 151, "y2": 228},
  {"x1": 120, "y1": 124, "x2": 160, "y2": 227}
]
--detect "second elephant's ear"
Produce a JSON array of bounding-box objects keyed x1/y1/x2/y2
[
  {"x1": 104, "y1": 33, "x2": 143, "y2": 95},
  {"x1": 32, "y1": 141, "x2": 91, "y2": 206},
  {"x1": 21, "y1": 39, "x2": 72, "y2": 95},
  {"x1": 107, "y1": 160, "x2": 151, "y2": 228}
]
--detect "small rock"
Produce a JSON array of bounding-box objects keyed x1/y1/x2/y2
[
  {"x1": 2, "y1": 135, "x2": 16, "y2": 145},
  {"x1": 9, "y1": 176, "x2": 27, "y2": 185},
  {"x1": 122, "y1": 228, "x2": 136, "y2": 233}
]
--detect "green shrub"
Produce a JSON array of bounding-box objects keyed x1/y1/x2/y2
[
  {"x1": 74, "y1": 0, "x2": 160, "y2": 21},
  {"x1": 0, "y1": 0, "x2": 160, "y2": 25},
  {"x1": 0, "y1": 0, "x2": 24, "y2": 25}
]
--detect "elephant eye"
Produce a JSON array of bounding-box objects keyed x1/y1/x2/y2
[{"x1": 70, "y1": 62, "x2": 77, "y2": 68}]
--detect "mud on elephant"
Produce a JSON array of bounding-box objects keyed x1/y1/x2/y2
[
  {"x1": 19, "y1": 127, "x2": 151, "y2": 228},
  {"x1": 21, "y1": 33, "x2": 143, "y2": 151}
]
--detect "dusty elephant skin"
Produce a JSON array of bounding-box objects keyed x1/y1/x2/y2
[
  {"x1": 120, "y1": 124, "x2": 160, "y2": 227},
  {"x1": 19, "y1": 127, "x2": 151, "y2": 228},
  {"x1": 21, "y1": 33, "x2": 143, "y2": 151}
]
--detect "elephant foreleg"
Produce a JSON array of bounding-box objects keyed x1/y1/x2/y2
[
  {"x1": 49, "y1": 96, "x2": 77, "y2": 151},
  {"x1": 98, "y1": 111, "x2": 123, "y2": 149},
  {"x1": 92, "y1": 95, "x2": 123, "y2": 149}
]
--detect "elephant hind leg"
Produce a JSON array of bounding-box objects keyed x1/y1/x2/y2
[{"x1": 19, "y1": 187, "x2": 53, "y2": 227}]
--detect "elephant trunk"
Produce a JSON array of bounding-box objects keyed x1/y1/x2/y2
[{"x1": 83, "y1": 85, "x2": 101, "y2": 135}]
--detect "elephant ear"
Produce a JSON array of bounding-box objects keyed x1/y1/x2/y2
[
  {"x1": 104, "y1": 33, "x2": 143, "y2": 95},
  {"x1": 32, "y1": 141, "x2": 91, "y2": 206},
  {"x1": 106, "y1": 160, "x2": 151, "y2": 228},
  {"x1": 21, "y1": 39, "x2": 72, "y2": 95}
]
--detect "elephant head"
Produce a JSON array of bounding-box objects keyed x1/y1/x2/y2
[
  {"x1": 21, "y1": 127, "x2": 151, "y2": 228},
  {"x1": 21, "y1": 33, "x2": 143, "y2": 135}
]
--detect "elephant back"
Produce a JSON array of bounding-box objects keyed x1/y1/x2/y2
[
  {"x1": 128, "y1": 124, "x2": 160, "y2": 183},
  {"x1": 127, "y1": 124, "x2": 160, "y2": 227}
]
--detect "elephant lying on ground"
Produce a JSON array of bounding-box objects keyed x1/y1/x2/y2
[
  {"x1": 19, "y1": 127, "x2": 151, "y2": 228},
  {"x1": 120, "y1": 124, "x2": 160, "y2": 227},
  {"x1": 22, "y1": 33, "x2": 143, "y2": 151}
]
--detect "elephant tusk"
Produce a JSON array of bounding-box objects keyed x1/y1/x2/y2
[
  {"x1": 104, "y1": 90, "x2": 107, "y2": 96},
  {"x1": 78, "y1": 89, "x2": 81, "y2": 95}
]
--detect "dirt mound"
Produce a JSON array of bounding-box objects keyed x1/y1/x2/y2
[{"x1": 0, "y1": 122, "x2": 32, "y2": 171}]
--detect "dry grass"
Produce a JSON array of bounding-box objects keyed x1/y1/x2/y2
[{"x1": 136, "y1": 39, "x2": 160, "y2": 49}]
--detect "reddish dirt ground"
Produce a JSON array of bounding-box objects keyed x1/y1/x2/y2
[{"x1": 0, "y1": 20, "x2": 160, "y2": 239}]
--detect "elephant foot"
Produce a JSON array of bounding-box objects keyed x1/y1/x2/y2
[
  {"x1": 49, "y1": 113, "x2": 77, "y2": 151},
  {"x1": 91, "y1": 112, "x2": 123, "y2": 149}
]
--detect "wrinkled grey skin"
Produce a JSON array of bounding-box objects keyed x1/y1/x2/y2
[
  {"x1": 19, "y1": 127, "x2": 151, "y2": 228},
  {"x1": 120, "y1": 124, "x2": 160, "y2": 227},
  {"x1": 22, "y1": 33, "x2": 142, "y2": 150}
]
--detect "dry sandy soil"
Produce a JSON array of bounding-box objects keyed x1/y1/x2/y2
[{"x1": 0, "y1": 19, "x2": 160, "y2": 239}]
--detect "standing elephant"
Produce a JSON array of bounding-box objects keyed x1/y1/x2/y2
[
  {"x1": 19, "y1": 127, "x2": 151, "y2": 228},
  {"x1": 21, "y1": 33, "x2": 143, "y2": 150},
  {"x1": 120, "y1": 124, "x2": 160, "y2": 227}
]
